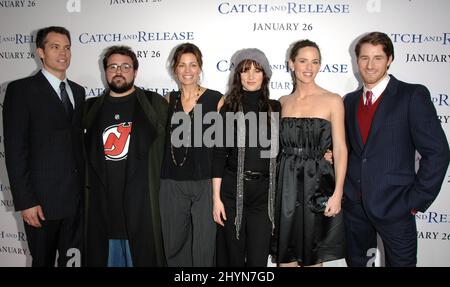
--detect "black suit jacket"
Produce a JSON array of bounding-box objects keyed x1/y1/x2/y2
[
  {"x1": 3, "y1": 70, "x2": 86, "y2": 220},
  {"x1": 343, "y1": 75, "x2": 449, "y2": 223}
]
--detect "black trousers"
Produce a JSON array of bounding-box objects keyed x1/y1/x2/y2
[
  {"x1": 24, "y1": 203, "x2": 82, "y2": 267},
  {"x1": 159, "y1": 179, "x2": 216, "y2": 267},
  {"x1": 216, "y1": 169, "x2": 272, "y2": 267},
  {"x1": 343, "y1": 199, "x2": 417, "y2": 267}
]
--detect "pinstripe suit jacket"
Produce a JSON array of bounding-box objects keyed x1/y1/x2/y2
[
  {"x1": 3, "y1": 70, "x2": 85, "y2": 220},
  {"x1": 343, "y1": 75, "x2": 449, "y2": 223}
]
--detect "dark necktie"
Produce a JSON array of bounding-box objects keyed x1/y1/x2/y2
[
  {"x1": 59, "y1": 81, "x2": 73, "y2": 120},
  {"x1": 365, "y1": 90, "x2": 373, "y2": 107}
]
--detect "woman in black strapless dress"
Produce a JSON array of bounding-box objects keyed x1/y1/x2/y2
[{"x1": 272, "y1": 40, "x2": 348, "y2": 267}]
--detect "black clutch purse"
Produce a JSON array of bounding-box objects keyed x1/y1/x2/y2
[
  {"x1": 308, "y1": 171, "x2": 335, "y2": 213},
  {"x1": 309, "y1": 193, "x2": 330, "y2": 213}
]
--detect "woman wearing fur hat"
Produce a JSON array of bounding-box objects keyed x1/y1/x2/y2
[{"x1": 212, "y1": 48, "x2": 280, "y2": 266}]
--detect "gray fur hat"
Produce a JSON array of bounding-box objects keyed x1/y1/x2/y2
[{"x1": 231, "y1": 48, "x2": 272, "y2": 79}]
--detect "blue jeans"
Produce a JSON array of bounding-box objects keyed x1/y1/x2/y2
[{"x1": 107, "y1": 239, "x2": 133, "y2": 267}]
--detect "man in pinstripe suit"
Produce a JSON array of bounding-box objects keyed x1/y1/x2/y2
[
  {"x1": 343, "y1": 32, "x2": 449, "y2": 267},
  {"x1": 3, "y1": 26, "x2": 85, "y2": 266}
]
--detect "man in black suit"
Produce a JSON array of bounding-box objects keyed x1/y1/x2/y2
[
  {"x1": 343, "y1": 32, "x2": 449, "y2": 266},
  {"x1": 3, "y1": 26, "x2": 85, "y2": 267}
]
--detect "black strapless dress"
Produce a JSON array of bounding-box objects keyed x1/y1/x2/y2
[{"x1": 273, "y1": 117, "x2": 345, "y2": 265}]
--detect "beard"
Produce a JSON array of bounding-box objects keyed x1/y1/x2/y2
[{"x1": 108, "y1": 76, "x2": 135, "y2": 94}]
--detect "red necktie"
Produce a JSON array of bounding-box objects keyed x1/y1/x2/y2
[{"x1": 365, "y1": 90, "x2": 373, "y2": 107}]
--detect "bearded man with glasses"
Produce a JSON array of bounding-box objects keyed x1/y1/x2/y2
[{"x1": 83, "y1": 45, "x2": 168, "y2": 267}]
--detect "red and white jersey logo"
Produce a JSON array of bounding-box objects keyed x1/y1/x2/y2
[{"x1": 103, "y1": 122, "x2": 132, "y2": 161}]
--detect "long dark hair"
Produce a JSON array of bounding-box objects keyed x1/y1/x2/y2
[
  {"x1": 289, "y1": 39, "x2": 321, "y2": 93},
  {"x1": 224, "y1": 59, "x2": 271, "y2": 113},
  {"x1": 171, "y1": 42, "x2": 203, "y2": 73}
]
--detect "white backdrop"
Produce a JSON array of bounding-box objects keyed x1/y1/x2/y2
[{"x1": 0, "y1": 0, "x2": 449, "y2": 267}]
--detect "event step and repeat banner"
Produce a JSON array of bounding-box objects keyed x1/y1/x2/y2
[{"x1": 0, "y1": 0, "x2": 449, "y2": 266}]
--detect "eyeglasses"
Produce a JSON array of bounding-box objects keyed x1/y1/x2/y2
[{"x1": 106, "y1": 63, "x2": 133, "y2": 73}]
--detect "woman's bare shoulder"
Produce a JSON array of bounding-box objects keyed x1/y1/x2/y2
[
  {"x1": 320, "y1": 89, "x2": 342, "y2": 103},
  {"x1": 278, "y1": 93, "x2": 294, "y2": 106}
]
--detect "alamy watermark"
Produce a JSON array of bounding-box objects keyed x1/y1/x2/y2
[{"x1": 170, "y1": 106, "x2": 279, "y2": 159}]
